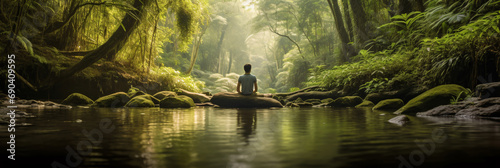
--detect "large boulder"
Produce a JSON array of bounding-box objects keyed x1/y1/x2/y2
[
  {"x1": 153, "y1": 91, "x2": 177, "y2": 100},
  {"x1": 125, "y1": 95, "x2": 155, "y2": 107},
  {"x1": 210, "y1": 92, "x2": 283, "y2": 108},
  {"x1": 177, "y1": 89, "x2": 211, "y2": 103},
  {"x1": 355, "y1": 100, "x2": 375, "y2": 108},
  {"x1": 417, "y1": 97, "x2": 500, "y2": 117},
  {"x1": 476, "y1": 82, "x2": 500, "y2": 98},
  {"x1": 93, "y1": 92, "x2": 130, "y2": 107},
  {"x1": 373, "y1": 99, "x2": 404, "y2": 110},
  {"x1": 327, "y1": 96, "x2": 363, "y2": 107},
  {"x1": 395, "y1": 84, "x2": 469, "y2": 114},
  {"x1": 61, "y1": 93, "x2": 94, "y2": 106},
  {"x1": 160, "y1": 95, "x2": 195, "y2": 108}
]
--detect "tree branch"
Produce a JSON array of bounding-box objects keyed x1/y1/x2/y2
[
  {"x1": 268, "y1": 26, "x2": 304, "y2": 59},
  {"x1": 43, "y1": 2, "x2": 109, "y2": 34}
]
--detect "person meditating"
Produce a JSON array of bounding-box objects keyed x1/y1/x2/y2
[{"x1": 237, "y1": 64, "x2": 258, "y2": 96}]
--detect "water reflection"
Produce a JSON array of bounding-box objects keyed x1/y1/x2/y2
[{"x1": 236, "y1": 109, "x2": 257, "y2": 145}]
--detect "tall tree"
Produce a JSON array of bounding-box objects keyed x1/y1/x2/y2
[
  {"x1": 348, "y1": 0, "x2": 369, "y2": 48},
  {"x1": 326, "y1": 0, "x2": 354, "y2": 62}
]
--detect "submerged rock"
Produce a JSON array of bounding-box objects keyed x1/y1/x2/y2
[
  {"x1": 177, "y1": 89, "x2": 211, "y2": 103},
  {"x1": 327, "y1": 96, "x2": 363, "y2": 107},
  {"x1": 125, "y1": 95, "x2": 155, "y2": 107},
  {"x1": 93, "y1": 92, "x2": 130, "y2": 107},
  {"x1": 153, "y1": 91, "x2": 177, "y2": 100},
  {"x1": 211, "y1": 92, "x2": 283, "y2": 108},
  {"x1": 395, "y1": 84, "x2": 469, "y2": 115},
  {"x1": 388, "y1": 115, "x2": 410, "y2": 126},
  {"x1": 61, "y1": 93, "x2": 94, "y2": 106},
  {"x1": 373, "y1": 99, "x2": 404, "y2": 110},
  {"x1": 160, "y1": 95, "x2": 195, "y2": 108}
]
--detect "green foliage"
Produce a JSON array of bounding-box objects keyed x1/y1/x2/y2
[
  {"x1": 289, "y1": 87, "x2": 300, "y2": 92},
  {"x1": 450, "y1": 89, "x2": 472, "y2": 105},
  {"x1": 359, "y1": 78, "x2": 389, "y2": 94}
]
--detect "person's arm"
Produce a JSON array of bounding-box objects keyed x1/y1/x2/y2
[
  {"x1": 237, "y1": 82, "x2": 241, "y2": 93},
  {"x1": 253, "y1": 81, "x2": 258, "y2": 93}
]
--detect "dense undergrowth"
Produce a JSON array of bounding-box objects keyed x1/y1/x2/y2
[{"x1": 308, "y1": 9, "x2": 500, "y2": 94}]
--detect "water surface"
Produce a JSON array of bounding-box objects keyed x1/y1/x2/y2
[{"x1": 2, "y1": 107, "x2": 500, "y2": 167}]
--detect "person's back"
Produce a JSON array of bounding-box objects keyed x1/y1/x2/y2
[{"x1": 237, "y1": 64, "x2": 258, "y2": 95}]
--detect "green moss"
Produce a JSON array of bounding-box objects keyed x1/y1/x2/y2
[
  {"x1": 125, "y1": 95, "x2": 155, "y2": 107},
  {"x1": 93, "y1": 92, "x2": 130, "y2": 107},
  {"x1": 159, "y1": 95, "x2": 195, "y2": 108},
  {"x1": 153, "y1": 91, "x2": 178, "y2": 100},
  {"x1": 372, "y1": 99, "x2": 404, "y2": 110},
  {"x1": 321, "y1": 98, "x2": 334, "y2": 104},
  {"x1": 61, "y1": 93, "x2": 94, "y2": 106},
  {"x1": 355, "y1": 100, "x2": 375, "y2": 108},
  {"x1": 395, "y1": 84, "x2": 468, "y2": 114},
  {"x1": 328, "y1": 96, "x2": 363, "y2": 107}
]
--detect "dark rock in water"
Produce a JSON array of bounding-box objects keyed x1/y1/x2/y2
[
  {"x1": 211, "y1": 92, "x2": 283, "y2": 108},
  {"x1": 125, "y1": 95, "x2": 155, "y2": 107},
  {"x1": 153, "y1": 91, "x2": 177, "y2": 100},
  {"x1": 178, "y1": 89, "x2": 211, "y2": 103},
  {"x1": 373, "y1": 99, "x2": 404, "y2": 110},
  {"x1": 388, "y1": 115, "x2": 410, "y2": 126},
  {"x1": 476, "y1": 82, "x2": 500, "y2": 98},
  {"x1": 327, "y1": 96, "x2": 363, "y2": 107},
  {"x1": 285, "y1": 91, "x2": 340, "y2": 102},
  {"x1": 355, "y1": 100, "x2": 375, "y2": 108},
  {"x1": 160, "y1": 95, "x2": 195, "y2": 108},
  {"x1": 418, "y1": 97, "x2": 500, "y2": 117},
  {"x1": 395, "y1": 84, "x2": 469, "y2": 115},
  {"x1": 93, "y1": 92, "x2": 130, "y2": 107},
  {"x1": 61, "y1": 93, "x2": 94, "y2": 106}
]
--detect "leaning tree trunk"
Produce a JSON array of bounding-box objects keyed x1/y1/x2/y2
[
  {"x1": 342, "y1": 0, "x2": 354, "y2": 41},
  {"x1": 46, "y1": 0, "x2": 149, "y2": 87},
  {"x1": 326, "y1": 0, "x2": 354, "y2": 62}
]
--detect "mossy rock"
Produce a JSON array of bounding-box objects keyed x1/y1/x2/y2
[
  {"x1": 305, "y1": 99, "x2": 322, "y2": 105},
  {"x1": 355, "y1": 100, "x2": 375, "y2": 108},
  {"x1": 327, "y1": 96, "x2": 363, "y2": 107},
  {"x1": 93, "y1": 92, "x2": 130, "y2": 107},
  {"x1": 153, "y1": 91, "x2": 177, "y2": 100},
  {"x1": 159, "y1": 95, "x2": 195, "y2": 108},
  {"x1": 373, "y1": 99, "x2": 404, "y2": 110},
  {"x1": 125, "y1": 95, "x2": 155, "y2": 107},
  {"x1": 127, "y1": 86, "x2": 140, "y2": 97},
  {"x1": 395, "y1": 84, "x2": 469, "y2": 114},
  {"x1": 321, "y1": 98, "x2": 334, "y2": 104},
  {"x1": 294, "y1": 97, "x2": 304, "y2": 103},
  {"x1": 61, "y1": 93, "x2": 94, "y2": 106}
]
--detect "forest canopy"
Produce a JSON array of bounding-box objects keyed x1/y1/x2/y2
[{"x1": 1, "y1": 0, "x2": 499, "y2": 97}]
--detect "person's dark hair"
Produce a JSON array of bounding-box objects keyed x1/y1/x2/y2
[{"x1": 244, "y1": 64, "x2": 252, "y2": 73}]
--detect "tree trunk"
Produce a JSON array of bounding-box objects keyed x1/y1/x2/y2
[
  {"x1": 398, "y1": 0, "x2": 412, "y2": 15},
  {"x1": 348, "y1": 0, "x2": 369, "y2": 48},
  {"x1": 414, "y1": 0, "x2": 426, "y2": 12},
  {"x1": 227, "y1": 51, "x2": 233, "y2": 74},
  {"x1": 326, "y1": 0, "x2": 354, "y2": 62},
  {"x1": 216, "y1": 24, "x2": 228, "y2": 73},
  {"x1": 51, "y1": 0, "x2": 149, "y2": 85},
  {"x1": 342, "y1": 0, "x2": 354, "y2": 41}
]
